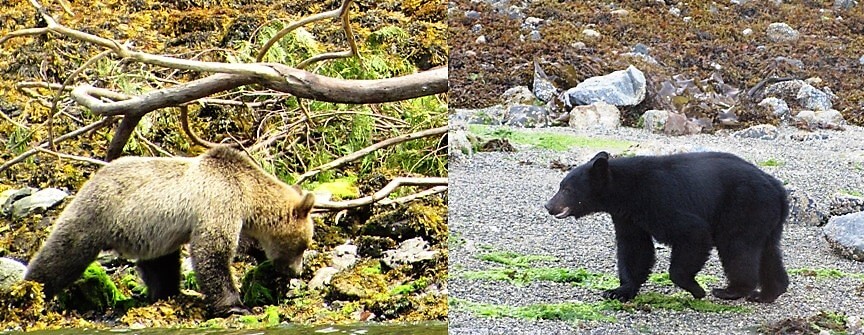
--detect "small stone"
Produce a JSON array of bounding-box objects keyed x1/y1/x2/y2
[
  {"x1": 823, "y1": 212, "x2": 864, "y2": 261},
  {"x1": 742, "y1": 28, "x2": 753, "y2": 36},
  {"x1": 502, "y1": 86, "x2": 537, "y2": 106},
  {"x1": 758, "y1": 97, "x2": 791, "y2": 120},
  {"x1": 309, "y1": 267, "x2": 340, "y2": 290},
  {"x1": 859, "y1": 55, "x2": 864, "y2": 65},
  {"x1": 529, "y1": 30, "x2": 541, "y2": 41},
  {"x1": 610, "y1": 9, "x2": 629, "y2": 16},
  {"x1": 382, "y1": 237, "x2": 439, "y2": 269},
  {"x1": 669, "y1": 7, "x2": 681, "y2": 16},
  {"x1": 632, "y1": 43, "x2": 649, "y2": 55},
  {"x1": 569, "y1": 102, "x2": 621, "y2": 130},
  {"x1": 833, "y1": 0, "x2": 857, "y2": 10},
  {"x1": 332, "y1": 243, "x2": 358, "y2": 271},
  {"x1": 788, "y1": 188, "x2": 828, "y2": 226},
  {"x1": 506, "y1": 105, "x2": 548, "y2": 128},
  {"x1": 11, "y1": 188, "x2": 68, "y2": 217},
  {"x1": 470, "y1": 24, "x2": 482, "y2": 34},
  {"x1": 475, "y1": 35, "x2": 486, "y2": 44},
  {"x1": 0, "y1": 257, "x2": 26, "y2": 290},
  {"x1": 733, "y1": 124, "x2": 778, "y2": 140},
  {"x1": 582, "y1": 29, "x2": 601, "y2": 39},
  {"x1": 796, "y1": 84, "x2": 833, "y2": 111},
  {"x1": 766, "y1": 22, "x2": 799, "y2": 42},
  {"x1": 465, "y1": 10, "x2": 480, "y2": 19},
  {"x1": 641, "y1": 110, "x2": 669, "y2": 133}
]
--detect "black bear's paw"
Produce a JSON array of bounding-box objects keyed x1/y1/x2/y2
[
  {"x1": 602, "y1": 287, "x2": 637, "y2": 302},
  {"x1": 687, "y1": 287, "x2": 706, "y2": 299},
  {"x1": 710, "y1": 288, "x2": 749, "y2": 300},
  {"x1": 745, "y1": 290, "x2": 779, "y2": 303}
]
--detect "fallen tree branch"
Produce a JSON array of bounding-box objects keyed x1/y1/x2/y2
[
  {"x1": 256, "y1": 0, "x2": 355, "y2": 64},
  {"x1": 297, "y1": 126, "x2": 448, "y2": 184},
  {"x1": 35, "y1": 147, "x2": 107, "y2": 166},
  {"x1": 313, "y1": 177, "x2": 447, "y2": 210},
  {"x1": 179, "y1": 105, "x2": 222, "y2": 148},
  {"x1": 378, "y1": 186, "x2": 448, "y2": 206},
  {"x1": 0, "y1": 117, "x2": 116, "y2": 173}
]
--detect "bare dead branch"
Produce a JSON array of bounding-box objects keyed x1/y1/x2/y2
[
  {"x1": 35, "y1": 147, "x2": 107, "y2": 166},
  {"x1": 314, "y1": 177, "x2": 447, "y2": 210},
  {"x1": 134, "y1": 129, "x2": 174, "y2": 157},
  {"x1": 48, "y1": 50, "x2": 113, "y2": 150},
  {"x1": 106, "y1": 115, "x2": 141, "y2": 161},
  {"x1": 69, "y1": 66, "x2": 447, "y2": 117},
  {"x1": 256, "y1": 0, "x2": 355, "y2": 63},
  {"x1": 297, "y1": 125, "x2": 448, "y2": 184},
  {"x1": 0, "y1": 117, "x2": 115, "y2": 173},
  {"x1": 179, "y1": 105, "x2": 222, "y2": 148},
  {"x1": 0, "y1": 27, "x2": 48, "y2": 45},
  {"x1": 378, "y1": 186, "x2": 448, "y2": 206},
  {"x1": 0, "y1": 110, "x2": 29, "y2": 129}
]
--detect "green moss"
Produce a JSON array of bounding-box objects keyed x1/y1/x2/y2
[
  {"x1": 789, "y1": 268, "x2": 864, "y2": 280},
  {"x1": 468, "y1": 125, "x2": 632, "y2": 152},
  {"x1": 757, "y1": 158, "x2": 782, "y2": 167},
  {"x1": 477, "y1": 251, "x2": 558, "y2": 267},
  {"x1": 461, "y1": 267, "x2": 619, "y2": 290},
  {"x1": 648, "y1": 273, "x2": 720, "y2": 287},
  {"x1": 310, "y1": 176, "x2": 360, "y2": 200},
  {"x1": 390, "y1": 277, "x2": 429, "y2": 295},
  {"x1": 240, "y1": 261, "x2": 279, "y2": 306},
  {"x1": 616, "y1": 292, "x2": 749, "y2": 313},
  {"x1": 58, "y1": 262, "x2": 128, "y2": 312},
  {"x1": 839, "y1": 189, "x2": 864, "y2": 197},
  {"x1": 451, "y1": 298, "x2": 618, "y2": 323}
]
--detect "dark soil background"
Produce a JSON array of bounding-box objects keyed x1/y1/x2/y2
[{"x1": 448, "y1": 0, "x2": 864, "y2": 125}]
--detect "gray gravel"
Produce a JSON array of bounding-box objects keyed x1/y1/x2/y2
[{"x1": 448, "y1": 125, "x2": 864, "y2": 334}]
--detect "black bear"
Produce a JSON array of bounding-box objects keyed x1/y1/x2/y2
[{"x1": 545, "y1": 151, "x2": 789, "y2": 303}]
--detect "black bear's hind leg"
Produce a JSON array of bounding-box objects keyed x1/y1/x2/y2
[
  {"x1": 712, "y1": 241, "x2": 760, "y2": 300},
  {"x1": 669, "y1": 242, "x2": 710, "y2": 299},
  {"x1": 137, "y1": 249, "x2": 182, "y2": 301}
]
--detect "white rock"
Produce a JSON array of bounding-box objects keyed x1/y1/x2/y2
[
  {"x1": 569, "y1": 102, "x2": 621, "y2": 130},
  {"x1": 766, "y1": 22, "x2": 799, "y2": 42}
]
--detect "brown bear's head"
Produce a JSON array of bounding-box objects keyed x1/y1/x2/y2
[
  {"x1": 259, "y1": 190, "x2": 316, "y2": 277},
  {"x1": 545, "y1": 151, "x2": 609, "y2": 219}
]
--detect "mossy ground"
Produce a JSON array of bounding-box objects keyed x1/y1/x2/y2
[
  {"x1": 468, "y1": 125, "x2": 633, "y2": 152},
  {"x1": 449, "y1": 0, "x2": 864, "y2": 126},
  {"x1": 452, "y1": 250, "x2": 748, "y2": 323},
  {"x1": 0, "y1": 0, "x2": 447, "y2": 331}
]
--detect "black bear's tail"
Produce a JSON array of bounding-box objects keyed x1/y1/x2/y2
[{"x1": 757, "y1": 197, "x2": 790, "y2": 303}]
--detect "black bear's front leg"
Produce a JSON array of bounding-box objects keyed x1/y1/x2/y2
[
  {"x1": 190, "y1": 224, "x2": 248, "y2": 316},
  {"x1": 137, "y1": 249, "x2": 182, "y2": 300},
  {"x1": 603, "y1": 220, "x2": 655, "y2": 302}
]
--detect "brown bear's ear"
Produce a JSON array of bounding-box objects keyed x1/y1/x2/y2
[{"x1": 296, "y1": 193, "x2": 315, "y2": 216}]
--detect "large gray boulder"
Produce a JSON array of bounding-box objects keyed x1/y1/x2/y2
[
  {"x1": 823, "y1": 212, "x2": 864, "y2": 261},
  {"x1": 563, "y1": 65, "x2": 646, "y2": 107}
]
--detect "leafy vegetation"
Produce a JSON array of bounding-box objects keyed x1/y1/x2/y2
[
  {"x1": 450, "y1": 298, "x2": 618, "y2": 324},
  {"x1": 758, "y1": 158, "x2": 783, "y2": 167},
  {"x1": 789, "y1": 268, "x2": 864, "y2": 280},
  {"x1": 468, "y1": 125, "x2": 632, "y2": 151}
]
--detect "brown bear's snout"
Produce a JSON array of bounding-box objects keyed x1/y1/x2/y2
[{"x1": 273, "y1": 256, "x2": 303, "y2": 277}]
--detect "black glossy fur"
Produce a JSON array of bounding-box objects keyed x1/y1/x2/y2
[{"x1": 545, "y1": 151, "x2": 790, "y2": 303}]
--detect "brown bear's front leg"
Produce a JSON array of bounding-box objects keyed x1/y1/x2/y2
[
  {"x1": 189, "y1": 225, "x2": 247, "y2": 316},
  {"x1": 25, "y1": 223, "x2": 102, "y2": 299}
]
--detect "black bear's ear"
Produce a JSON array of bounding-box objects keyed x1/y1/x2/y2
[
  {"x1": 589, "y1": 152, "x2": 609, "y2": 182},
  {"x1": 591, "y1": 151, "x2": 610, "y2": 161}
]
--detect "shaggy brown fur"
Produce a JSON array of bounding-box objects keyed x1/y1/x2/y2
[{"x1": 24, "y1": 146, "x2": 315, "y2": 315}]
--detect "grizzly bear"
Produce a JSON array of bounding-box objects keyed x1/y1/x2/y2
[
  {"x1": 545, "y1": 151, "x2": 789, "y2": 303},
  {"x1": 24, "y1": 146, "x2": 315, "y2": 315}
]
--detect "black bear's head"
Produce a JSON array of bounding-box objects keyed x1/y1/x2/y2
[{"x1": 545, "y1": 151, "x2": 610, "y2": 219}]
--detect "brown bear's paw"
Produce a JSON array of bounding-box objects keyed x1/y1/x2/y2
[
  {"x1": 602, "y1": 286, "x2": 637, "y2": 302},
  {"x1": 210, "y1": 304, "x2": 250, "y2": 317}
]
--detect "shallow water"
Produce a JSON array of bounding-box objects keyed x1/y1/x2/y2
[{"x1": 7, "y1": 322, "x2": 447, "y2": 335}]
